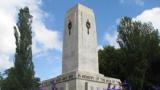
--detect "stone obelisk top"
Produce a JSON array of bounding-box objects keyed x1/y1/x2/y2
[{"x1": 62, "y1": 4, "x2": 99, "y2": 74}]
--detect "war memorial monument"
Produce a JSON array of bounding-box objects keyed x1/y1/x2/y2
[{"x1": 41, "y1": 4, "x2": 121, "y2": 90}]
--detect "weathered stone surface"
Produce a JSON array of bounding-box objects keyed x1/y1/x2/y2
[
  {"x1": 63, "y1": 4, "x2": 99, "y2": 74},
  {"x1": 41, "y1": 71, "x2": 121, "y2": 90},
  {"x1": 41, "y1": 4, "x2": 122, "y2": 90}
]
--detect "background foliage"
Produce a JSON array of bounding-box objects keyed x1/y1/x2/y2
[
  {"x1": 0, "y1": 7, "x2": 40, "y2": 90},
  {"x1": 99, "y1": 17, "x2": 160, "y2": 90}
]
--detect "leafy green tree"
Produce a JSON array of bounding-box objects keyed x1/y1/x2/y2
[
  {"x1": 98, "y1": 46, "x2": 126, "y2": 79},
  {"x1": 1, "y1": 68, "x2": 22, "y2": 90},
  {"x1": 117, "y1": 17, "x2": 160, "y2": 89},
  {"x1": 0, "y1": 72, "x2": 3, "y2": 89},
  {"x1": 99, "y1": 17, "x2": 160, "y2": 90},
  {"x1": 2, "y1": 7, "x2": 40, "y2": 90},
  {"x1": 14, "y1": 7, "x2": 35, "y2": 90}
]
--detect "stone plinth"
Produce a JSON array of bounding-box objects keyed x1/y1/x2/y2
[{"x1": 41, "y1": 71, "x2": 121, "y2": 90}]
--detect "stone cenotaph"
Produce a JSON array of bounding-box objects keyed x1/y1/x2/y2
[{"x1": 41, "y1": 4, "x2": 121, "y2": 90}]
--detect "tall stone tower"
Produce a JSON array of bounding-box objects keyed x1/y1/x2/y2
[
  {"x1": 62, "y1": 3, "x2": 99, "y2": 74},
  {"x1": 41, "y1": 4, "x2": 121, "y2": 90}
]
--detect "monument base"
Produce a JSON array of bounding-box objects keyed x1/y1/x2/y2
[{"x1": 41, "y1": 71, "x2": 121, "y2": 90}]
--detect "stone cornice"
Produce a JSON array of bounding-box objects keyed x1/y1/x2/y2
[{"x1": 41, "y1": 71, "x2": 121, "y2": 87}]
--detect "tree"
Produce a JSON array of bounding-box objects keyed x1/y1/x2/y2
[
  {"x1": 0, "y1": 72, "x2": 3, "y2": 89},
  {"x1": 117, "y1": 17, "x2": 160, "y2": 89},
  {"x1": 1, "y1": 68, "x2": 22, "y2": 90},
  {"x1": 14, "y1": 7, "x2": 35, "y2": 90},
  {"x1": 98, "y1": 17, "x2": 160, "y2": 89},
  {"x1": 98, "y1": 46, "x2": 126, "y2": 79},
  {"x1": 2, "y1": 7, "x2": 40, "y2": 90}
]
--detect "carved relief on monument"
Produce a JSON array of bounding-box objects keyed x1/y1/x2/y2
[
  {"x1": 86, "y1": 19, "x2": 91, "y2": 34},
  {"x1": 68, "y1": 20, "x2": 72, "y2": 35}
]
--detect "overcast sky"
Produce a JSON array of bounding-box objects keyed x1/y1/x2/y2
[{"x1": 0, "y1": 0, "x2": 160, "y2": 80}]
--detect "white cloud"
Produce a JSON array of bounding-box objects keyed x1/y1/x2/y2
[
  {"x1": 32, "y1": 22, "x2": 62, "y2": 54},
  {"x1": 0, "y1": 54, "x2": 13, "y2": 70},
  {"x1": 105, "y1": 7, "x2": 160, "y2": 49},
  {"x1": 134, "y1": 7, "x2": 160, "y2": 29},
  {"x1": 0, "y1": 0, "x2": 62, "y2": 70},
  {"x1": 97, "y1": 45, "x2": 103, "y2": 51},
  {"x1": 104, "y1": 31, "x2": 119, "y2": 48}
]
